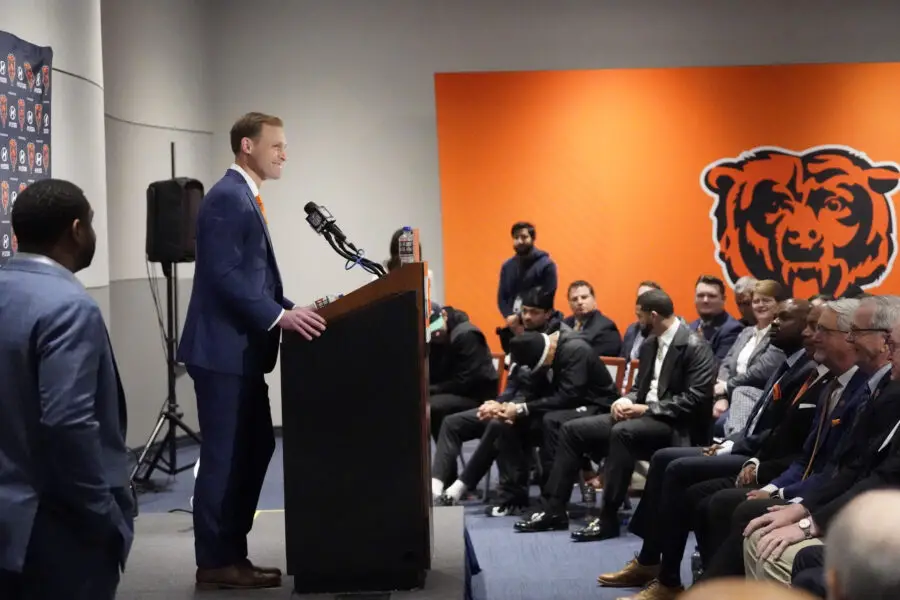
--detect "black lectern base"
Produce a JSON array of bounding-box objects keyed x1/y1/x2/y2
[{"x1": 293, "y1": 569, "x2": 426, "y2": 595}]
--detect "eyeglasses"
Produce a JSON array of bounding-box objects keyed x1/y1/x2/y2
[
  {"x1": 815, "y1": 324, "x2": 850, "y2": 335},
  {"x1": 847, "y1": 326, "x2": 892, "y2": 340}
]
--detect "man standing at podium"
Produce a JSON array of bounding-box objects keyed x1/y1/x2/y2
[{"x1": 178, "y1": 112, "x2": 326, "y2": 590}]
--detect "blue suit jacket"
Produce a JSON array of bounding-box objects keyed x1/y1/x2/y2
[
  {"x1": 177, "y1": 169, "x2": 294, "y2": 376},
  {"x1": 689, "y1": 313, "x2": 745, "y2": 364},
  {"x1": 0, "y1": 255, "x2": 133, "y2": 572},
  {"x1": 771, "y1": 368, "x2": 869, "y2": 499}
]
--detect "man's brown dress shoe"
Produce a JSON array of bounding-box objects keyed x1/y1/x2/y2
[
  {"x1": 241, "y1": 558, "x2": 283, "y2": 577},
  {"x1": 195, "y1": 564, "x2": 281, "y2": 590}
]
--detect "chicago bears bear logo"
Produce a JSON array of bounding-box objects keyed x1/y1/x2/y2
[{"x1": 701, "y1": 146, "x2": 900, "y2": 299}]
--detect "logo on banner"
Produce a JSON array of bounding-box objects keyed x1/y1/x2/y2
[
  {"x1": 0, "y1": 60, "x2": 6, "y2": 79},
  {"x1": 0, "y1": 94, "x2": 6, "y2": 128},
  {"x1": 702, "y1": 146, "x2": 900, "y2": 299},
  {"x1": 0, "y1": 146, "x2": 7, "y2": 166},
  {"x1": 34, "y1": 103, "x2": 42, "y2": 129},
  {"x1": 1, "y1": 181, "x2": 7, "y2": 214},
  {"x1": 18, "y1": 182, "x2": 26, "y2": 194},
  {"x1": 41, "y1": 65, "x2": 49, "y2": 90},
  {"x1": 42, "y1": 144, "x2": 49, "y2": 171},
  {"x1": 6, "y1": 54, "x2": 15, "y2": 87},
  {"x1": 9, "y1": 139, "x2": 17, "y2": 168},
  {"x1": 23, "y1": 62, "x2": 33, "y2": 90},
  {"x1": 16, "y1": 99, "x2": 24, "y2": 128},
  {"x1": 26, "y1": 142, "x2": 34, "y2": 172}
]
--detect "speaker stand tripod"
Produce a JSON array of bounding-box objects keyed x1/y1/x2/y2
[{"x1": 131, "y1": 261, "x2": 202, "y2": 485}]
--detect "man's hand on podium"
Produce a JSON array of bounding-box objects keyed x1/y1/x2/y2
[{"x1": 278, "y1": 307, "x2": 327, "y2": 341}]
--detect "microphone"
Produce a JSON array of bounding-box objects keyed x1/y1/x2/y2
[{"x1": 304, "y1": 202, "x2": 347, "y2": 241}]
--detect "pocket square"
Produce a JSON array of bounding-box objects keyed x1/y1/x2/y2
[
  {"x1": 831, "y1": 418, "x2": 841, "y2": 426},
  {"x1": 798, "y1": 404, "x2": 815, "y2": 409}
]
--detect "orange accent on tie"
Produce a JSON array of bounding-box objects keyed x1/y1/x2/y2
[
  {"x1": 772, "y1": 381, "x2": 782, "y2": 402},
  {"x1": 256, "y1": 195, "x2": 267, "y2": 224}
]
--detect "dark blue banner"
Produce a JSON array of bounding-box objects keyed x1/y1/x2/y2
[{"x1": 0, "y1": 31, "x2": 53, "y2": 264}]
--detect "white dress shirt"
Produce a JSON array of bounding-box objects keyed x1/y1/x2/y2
[
  {"x1": 228, "y1": 163, "x2": 283, "y2": 331},
  {"x1": 735, "y1": 324, "x2": 771, "y2": 376}
]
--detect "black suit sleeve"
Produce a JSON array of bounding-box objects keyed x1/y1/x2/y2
[
  {"x1": 812, "y1": 439, "x2": 900, "y2": 530},
  {"x1": 648, "y1": 340, "x2": 717, "y2": 422},
  {"x1": 524, "y1": 344, "x2": 590, "y2": 415},
  {"x1": 587, "y1": 321, "x2": 622, "y2": 357},
  {"x1": 429, "y1": 331, "x2": 488, "y2": 396}
]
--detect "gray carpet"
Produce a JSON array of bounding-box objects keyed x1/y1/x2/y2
[
  {"x1": 118, "y1": 508, "x2": 466, "y2": 599},
  {"x1": 134, "y1": 438, "x2": 695, "y2": 600}
]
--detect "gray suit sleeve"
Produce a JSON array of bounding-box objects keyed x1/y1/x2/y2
[
  {"x1": 727, "y1": 345, "x2": 786, "y2": 394},
  {"x1": 37, "y1": 298, "x2": 124, "y2": 537}
]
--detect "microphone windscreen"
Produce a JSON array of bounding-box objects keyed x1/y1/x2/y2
[{"x1": 303, "y1": 202, "x2": 317, "y2": 214}]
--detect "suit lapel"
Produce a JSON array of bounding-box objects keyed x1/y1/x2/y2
[
  {"x1": 747, "y1": 334, "x2": 769, "y2": 364},
  {"x1": 657, "y1": 328, "x2": 687, "y2": 398}
]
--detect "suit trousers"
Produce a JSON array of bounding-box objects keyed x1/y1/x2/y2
[
  {"x1": 685, "y1": 478, "x2": 744, "y2": 563},
  {"x1": 744, "y1": 527, "x2": 823, "y2": 584},
  {"x1": 188, "y1": 366, "x2": 276, "y2": 569},
  {"x1": 791, "y1": 545, "x2": 827, "y2": 598},
  {"x1": 429, "y1": 394, "x2": 482, "y2": 442},
  {"x1": 0, "y1": 505, "x2": 123, "y2": 600},
  {"x1": 543, "y1": 414, "x2": 674, "y2": 515},
  {"x1": 697, "y1": 496, "x2": 785, "y2": 580},
  {"x1": 629, "y1": 449, "x2": 748, "y2": 587}
]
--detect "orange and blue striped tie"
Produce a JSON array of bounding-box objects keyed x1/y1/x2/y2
[{"x1": 256, "y1": 195, "x2": 267, "y2": 224}]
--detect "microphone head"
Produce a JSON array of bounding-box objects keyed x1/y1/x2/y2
[{"x1": 304, "y1": 202, "x2": 318, "y2": 214}]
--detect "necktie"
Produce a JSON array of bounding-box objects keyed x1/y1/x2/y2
[
  {"x1": 802, "y1": 377, "x2": 840, "y2": 479},
  {"x1": 573, "y1": 320, "x2": 584, "y2": 332},
  {"x1": 791, "y1": 368, "x2": 821, "y2": 406},
  {"x1": 256, "y1": 194, "x2": 267, "y2": 224},
  {"x1": 697, "y1": 323, "x2": 706, "y2": 340}
]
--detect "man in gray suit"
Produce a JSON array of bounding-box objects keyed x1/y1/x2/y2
[{"x1": 0, "y1": 179, "x2": 133, "y2": 600}]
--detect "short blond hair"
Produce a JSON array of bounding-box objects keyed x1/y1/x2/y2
[{"x1": 230, "y1": 112, "x2": 283, "y2": 155}]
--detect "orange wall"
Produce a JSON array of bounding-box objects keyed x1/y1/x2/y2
[{"x1": 435, "y1": 63, "x2": 900, "y2": 351}]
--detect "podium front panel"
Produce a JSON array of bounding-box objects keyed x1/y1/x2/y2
[{"x1": 281, "y1": 290, "x2": 430, "y2": 593}]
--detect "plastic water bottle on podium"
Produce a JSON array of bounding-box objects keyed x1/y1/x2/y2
[{"x1": 398, "y1": 226, "x2": 417, "y2": 265}]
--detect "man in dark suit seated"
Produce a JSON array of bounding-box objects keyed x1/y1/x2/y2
[
  {"x1": 513, "y1": 289, "x2": 716, "y2": 538},
  {"x1": 595, "y1": 298, "x2": 815, "y2": 597},
  {"x1": 739, "y1": 296, "x2": 900, "y2": 585},
  {"x1": 432, "y1": 328, "x2": 618, "y2": 515},
  {"x1": 689, "y1": 275, "x2": 746, "y2": 365},
  {"x1": 564, "y1": 279, "x2": 622, "y2": 357},
  {"x1": 0, "y1": 180, "x2": 133, "y2": 600},
  {"x1": 428, "y1": 306, "x2": 499, "y2": 442},
  {"x1": 695, "y1": 298, "x2": 881, "y2": 581}
]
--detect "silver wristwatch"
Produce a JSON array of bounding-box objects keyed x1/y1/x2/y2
[{"x1": 798, "y1": 517, "x2": 813, "y2": 539}]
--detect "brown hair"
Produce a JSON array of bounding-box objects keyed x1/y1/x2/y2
[
  {"x1": 230, "y1": 112, "x2": 284, "y2": 155},
  {"x1": 753, "y1": 279, "x2": 788, "y2": 302}
]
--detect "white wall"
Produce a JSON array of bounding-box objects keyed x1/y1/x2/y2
[
  {"x1": 210, "y1": 0, "x2": 900, "y2": 423},
  {"x1": 1, "y1": 0, "x2": 109, "y2": 290},
  {"x1": 102, "y1": 0, "x2": 216, "y2": 447}
]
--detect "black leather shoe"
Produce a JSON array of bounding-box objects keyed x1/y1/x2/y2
[
  {"x1": 485, "y1": 502, "x2": 526, "y2": 517},
  {"x1": 570, "y1": 516, "x2": 620, "y2": 542},
  {"x1": 513, "y1": 510, "x2": 568, "y2": 532},
  {"x1": 433, "y1": 494, "x2": 456, "y2": 506}
]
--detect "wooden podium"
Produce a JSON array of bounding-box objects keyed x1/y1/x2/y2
[{"x1": 280, "y1": 263, "x2": 432, "y2": 594}]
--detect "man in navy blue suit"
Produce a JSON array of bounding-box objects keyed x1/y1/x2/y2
[
  {"x1": 178, "y1": 112, "x2": 326, "y2": 590},
  {"x1": 0, "y1": 179, "x2": 133, "y2": 600}
]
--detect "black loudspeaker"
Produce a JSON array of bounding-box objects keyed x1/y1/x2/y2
[{"x1": 145, "y1": 177, "x2": 204, "y2": 264}]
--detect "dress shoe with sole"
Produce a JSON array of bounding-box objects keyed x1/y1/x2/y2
[
  {"x1": 597, "y1": 558, "x2": 659, "y2": 587},
  {"x1": 240, "y1": 558, "x2": 283, "y2": 577},
  {"x1": 571, "y1": 516, "x2": 620, "y2": 542},
  {"x1": 195, "y1": 565, "x2": 282, "y2": 590},
  {"x1": 513, "y1": 510, "x2": 569, "y2": 532}
]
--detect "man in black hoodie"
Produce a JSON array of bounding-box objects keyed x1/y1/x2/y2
[
  {"x1": 432, "y1": 328, "x2": 617, "y2": 515},
  {"x1": 428, "y1": 306, "x2": 499, "y2": 442},
  {"x1": 497, "y1": 222, "x2": 557, "y2": 321}
]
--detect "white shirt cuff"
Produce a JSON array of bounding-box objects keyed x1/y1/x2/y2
[
  {"x1": 716, "y1": 440, "x2": 734, "y2": 456},
  {"x1": 743, "y1": 457, "x2": 761, "y2": 469},
  {"x1": 612, "y1": 398, "x2": 633, "y2": 409},
  {"x1": 269, "y1": 308, "x2": 285, "y2": 331},
  {"x1": 761, "y1": 483, "x2": 778, "y2": 494},
  {"x1": 788, "y1": 497, "x2": 804, "y2": 504}
]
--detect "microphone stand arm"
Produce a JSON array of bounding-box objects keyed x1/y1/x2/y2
[{"x1": 323, "y1": 231, "x2": 386, "y2": 278}]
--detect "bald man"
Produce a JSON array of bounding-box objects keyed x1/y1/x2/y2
[
  {"x1": 823, "y1": 489, "x2": 900, "y2": 600},
  {"x1": 681, "y1": 578, "x2": 815, "y2": 600}
]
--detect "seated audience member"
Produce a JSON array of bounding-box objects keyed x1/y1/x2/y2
[
  {"x1": 497, "y1": 221, "x2": 557, "y2": 321},
  {"x1": 690, "y1": 275, "x2": 746, "y2": 365},
  {"x1": 696, "y1": 298, "x2": 879, "y2": 580},
  {"x1": 432, "y1": 328, "x2": 618, "y2": 515},
  {"x1": 597, "y1": 299, "x2": 814, "y2": 599},
  {"x1": 513, "y1": 289, "x2": 716, "y2": 537},
  {"x1": 564, "y1": 280, "x2": 622, "y2": 357},
  {"x1": 621, "y1": 280, "x2": 663, "y2": 360},
  {"x1": 681, "y1": 579, "x2": 817, "y2": 600},
  {"x1": 733, "y1": 276, "x2": 759, "y2": 327},
  {"x1": 713, "y1": 280, "x2": 789, "y2": 436},
  {"x1": 738, "y1": 298, "x2": 900, "y2": 585},
  {"x1": 811, "y1": 490, "x2": 900, "y2": 600},
  {"x1": 428, "y1": 306, "x2": 499, "y2": 442},
  {"x1": 381, "y1": 228, "x2": 437, "y2": 308}
]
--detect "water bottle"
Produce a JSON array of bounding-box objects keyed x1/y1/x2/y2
[{"x1": 398, "y1": 226, "x2": 416, "y2": 265}]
